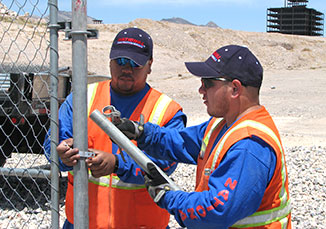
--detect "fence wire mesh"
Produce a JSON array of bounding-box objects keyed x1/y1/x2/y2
[{"x1": 0, "y1": 1, "x2": 67, "y2": 228}]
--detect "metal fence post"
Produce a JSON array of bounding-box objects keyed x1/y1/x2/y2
[
  {"x1": 48, "y1": 0, "x2": 60, "y2": 228},
  {"x1": 71, "y1": 0, "x2": 89, "y2": 228}
]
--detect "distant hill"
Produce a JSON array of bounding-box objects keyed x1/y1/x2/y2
[
  {"x1": 202, "y1": 21, "x2": 220, "y2": 28},
  {"x1": 161, "y1": 17, "x2": 219, "y2": 28},
  {"x1": 161, "y1": 17, "x2": 195, "y2": 25}
]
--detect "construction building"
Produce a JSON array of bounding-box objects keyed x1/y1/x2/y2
[{"x1": 267, "y1": 0, "x2": 324, "y2": 36}]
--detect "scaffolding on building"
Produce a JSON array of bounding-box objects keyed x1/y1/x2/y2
[{"x1": 267, "y1": 0, "x2": 324, "y2": 36}]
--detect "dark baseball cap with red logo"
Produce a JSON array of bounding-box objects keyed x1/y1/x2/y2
[
  {"x1": 185, "y1": 45, "x2": 263, "y2": 88},
  {"x1": 110, "y1": 27, "x2": 153, "y2": 66}
]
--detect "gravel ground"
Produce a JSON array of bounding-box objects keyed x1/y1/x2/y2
[
  {"x1": 169, "y1": 146, "x2": 326, "y2": 228},
  {"x1": 1, "y1": 146, "x2": 326, "y2": 228}
]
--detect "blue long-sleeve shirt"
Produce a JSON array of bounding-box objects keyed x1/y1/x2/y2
[
  {"x1": 137, "y1": 118, "x2": 276, "y2": 228},
  {"x1": 43, "y1": 83, "x2": 186, "y2": 184}
]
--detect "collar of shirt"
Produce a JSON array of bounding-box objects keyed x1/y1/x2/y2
[{"x1": 110, "y1": 83, "x2": 150, "y2": 119}]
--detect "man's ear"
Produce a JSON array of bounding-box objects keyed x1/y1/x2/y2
[
  {"x1": 231, "y1": 79, "x2": 242, "y2": 97},
  {"x1": 147, "y1": 58, "x2": 153, "y2": 74}
]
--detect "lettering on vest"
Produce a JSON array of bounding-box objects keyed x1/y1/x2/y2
[
  {"x1": 224, "y1": 177, "x2": 237, "y2": 190},
  {"x1": 213, "y1": 196, "x2": 224, "y2": 208},
  {"x1": 179, "y1": 210, "x2": 187, "y2": 221},
  {"x1": 135, "y1": 167, "x2": 142, "y2": 176},
  {"x1": 179, "y1": 177, "x2": 238, "y2": 223},
  {"x1": 163, "y1": 162, "x2": 176, "y2": 171},
  {"x1": 218, "y1": 190, "x2": 229, "y2": 201},
  {"x1": 188, "y1": 208, "x2": 198, "y2": 220},
  {"x1": 196, "y1": 205, "x2": 206, "y2": 217},
  {"x1": 206, "y1": 205, "x2": 214, "y2": 211}
]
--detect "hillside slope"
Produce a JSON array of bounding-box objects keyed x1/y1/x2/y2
[{"x1": 79, "y1": 18, "x2": 326, "y2": 78}]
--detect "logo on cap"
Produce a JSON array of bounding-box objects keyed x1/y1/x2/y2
[
  {"x1": 211, "y1": 51, "x2": 221, "y2": 62},
  {"x1": 117, "y1": 37, "x2": 145, "y2": 49}
]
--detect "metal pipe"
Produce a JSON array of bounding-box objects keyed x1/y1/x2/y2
[
  {"x1": 48, "y1": 0, "x2": 60, "y2": 228},
  {"x1": 90, "y1": 109, "x2": 181, "y2": 191},
  {"x1": 71, "y1": 0, "x2": 89, "y2": 228},
  {"x1": 0, "y1": 168, "x2": 51, "y2": 178}
]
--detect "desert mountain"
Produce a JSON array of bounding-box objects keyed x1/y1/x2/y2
[
  {"x1": 1, "y1": 13, "x2": 325, "y2": 78},
  {"x1": 77, "y1": 18, "x2": 326, "y2": 78},
  {"x1": 161, "y1": 17, "x2": 219, "y2": 28},
  {"x1": 161, "y1": 17, "x2": 195, "y2": 26}
]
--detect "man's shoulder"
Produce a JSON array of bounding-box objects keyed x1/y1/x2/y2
[{"x1": 233, "y1": 136, "x2": 275, "y2": 158}]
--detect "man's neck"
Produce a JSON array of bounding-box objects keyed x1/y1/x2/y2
[
  {"x1": 226, "y1": 104, "x2": 261, "y2": 127},
  {"x1": 110, "y1": 84, "x2": 148, "y2": 97}
]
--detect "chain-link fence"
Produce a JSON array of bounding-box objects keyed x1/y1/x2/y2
[
  {"x1": 0, "y1": 1, "x2": 69, "y2": 228},
  {"x1": 0, "y1": 0, "x2": 106, "y2": 227}
]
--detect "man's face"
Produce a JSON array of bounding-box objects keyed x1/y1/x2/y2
[
  {"x1": 110, "y1": 58, "x2": 152, "y2": 96},
  {"x1": 198, "y1": 78, "x2": 231, "y2": 117}
]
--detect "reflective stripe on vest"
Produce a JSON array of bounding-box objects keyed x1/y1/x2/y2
[
  {"x1": 68, "y1": 171, "x2": 111, "y2": 187},
  {"x1": 87, "y1": 83, "x2": 99, "y2": 116},
  {"x1": 111, "y1": 175, "x2": 146, "y2": 189},
  {"x1": 199, "y1": 118, "x2": 223, "y2": 159},
  {"x1": 208, "y1": 120, "x2": 290, "y2": 227},
  {"x1": 83, "y1": 84, "x2": 175, "y2": 189},
  {"x1": 69, "y1": 171, "x2": 147, "y2": 190},
  {"x1": 232, "y1": 199, "x2": 291, "y2": 228},
  {"x1": 149, "y1": 94, "x2": 172, "y2": 125},
  {"x1": 88, "y1": 172, "x2": 110, "y2": 187},
  {"x1": 88, "y1": 173, "x2": 146, "y2": 190}
]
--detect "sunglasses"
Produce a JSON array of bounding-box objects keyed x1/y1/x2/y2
[
  {"x1": 115, "y1": 57, "x2": 141, "y2": 68},
  {"x1": 202, "y1": 77, "x2": 231, "y2": 89}
]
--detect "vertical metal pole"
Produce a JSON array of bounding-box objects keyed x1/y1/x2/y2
[
  {"x1": 71, "y1": 0, "x2": 88, "y2": 228},
  {"x1": 48, "y1": 0, "x2": 60, "y2": 228}
]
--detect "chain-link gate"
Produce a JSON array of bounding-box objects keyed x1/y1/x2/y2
[{"x1": 0, "y1": 1, "x2": 69, "y2": 228}]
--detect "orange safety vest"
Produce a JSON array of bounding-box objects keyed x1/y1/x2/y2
[
  {"x1": 65, "y1": 80, "x2": 182, "y2": 228},
  {"x1": 196, "y1": 106, "x2": 291, "y2": 228}
]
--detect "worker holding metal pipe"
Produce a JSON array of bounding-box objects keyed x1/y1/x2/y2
[
  {"x1": 44, "y1": 27, "x2": 186, "y2": 228},
  {"x1": 114, "y1": 45, "x2": 292, "y2": 228}
]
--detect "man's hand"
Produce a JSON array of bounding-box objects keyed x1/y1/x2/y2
[
  {"x1": 86, "y1": 149, "x2": 117, "y2": 178},
  {"x1": 57, "y1": 138, "x2": 80, "y2": 166},
  {"x1": 115, "y1": 115, "x2": 144, "y2": 140},
  {"x1": 144, "y1": 163, "x2": 172, "y2": 203}
]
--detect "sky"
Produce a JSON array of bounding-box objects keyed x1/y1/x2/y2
[{"x1": 3, "y1": 0, "x2": 326, "y2": 34}]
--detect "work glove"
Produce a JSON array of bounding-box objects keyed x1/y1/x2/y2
[
  {"x1": 115, "y1": 114, "x2": 144, "y2": 140},
  {"x1": 144, "y1": 163, "x2": 172, "y2": 203}
]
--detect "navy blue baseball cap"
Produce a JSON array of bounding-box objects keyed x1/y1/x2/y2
[
  {"x1": 110, "y1": 27, "x2": 153, "y2": 66},
  {"x1": 185, "y1": 45, "x2": 263, "y2": 88}
]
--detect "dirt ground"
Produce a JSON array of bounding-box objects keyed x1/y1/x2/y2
[
  {"x1": 78, "y1": 19, "x2": 326, "y2": 149},
  {"x1": 2, "y1": 17, "x2": 325, "y2": 148},
  {"x1": 148, "y1": 68, "x2": 326, "y2": 148}
]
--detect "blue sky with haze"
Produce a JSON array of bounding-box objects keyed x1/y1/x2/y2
[{"x1": 3, "y1": 0, "x2": 325, "y2": 33}]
